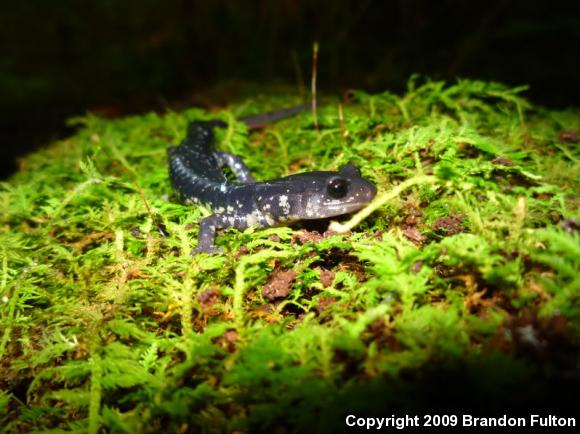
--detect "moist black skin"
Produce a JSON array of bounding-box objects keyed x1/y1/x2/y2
[{"x1": 169, "y1": 120, "x2": 377, "y2": 254}]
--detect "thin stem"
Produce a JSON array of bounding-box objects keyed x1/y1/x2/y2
[{"x1": 329, "y1": 175, "x2": 439, "y2": 233}]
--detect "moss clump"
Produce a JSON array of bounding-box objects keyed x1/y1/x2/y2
[{"x1": 1, "y1": 78, "x2": 579, "y2": 433}]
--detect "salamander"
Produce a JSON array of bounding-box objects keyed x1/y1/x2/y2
[{"x1": 168, "y1": 110, "x2": 377, "y2": 254}]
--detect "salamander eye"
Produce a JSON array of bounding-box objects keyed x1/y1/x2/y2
[{"x1": 327, "y1": 178, "x2": 349, "y2": 199}]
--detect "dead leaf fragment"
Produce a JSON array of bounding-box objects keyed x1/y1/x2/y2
[{"x1": 262, "y1": 270, "x2": 296, "y2": 300}]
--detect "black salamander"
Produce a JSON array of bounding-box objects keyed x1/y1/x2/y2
[{"x1": 168, "y1": 110, "x2": 377, "y2": 254}]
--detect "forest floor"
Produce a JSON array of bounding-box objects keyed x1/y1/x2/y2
[{"x1": 1, "y1": 78, "x2": 579, "y2": 433}]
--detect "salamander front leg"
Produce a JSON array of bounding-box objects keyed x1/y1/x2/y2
[{"x1": 192, "y1": 214, "x2": 230, "y2": 255}]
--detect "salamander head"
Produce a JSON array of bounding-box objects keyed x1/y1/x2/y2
[
  {"x1": 301, "y1": 164, "x2": 377, "y2": 219},
  {"x1": 257, "y1": 164, "x2": 376, "y2": 222}
]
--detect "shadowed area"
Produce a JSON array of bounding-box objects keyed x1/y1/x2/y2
[{"x1": 1, "y1": 0, "x2": 579, "y2": 178}]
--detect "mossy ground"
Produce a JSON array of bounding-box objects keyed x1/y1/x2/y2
[{"x1": 1, "y1": 78, "x2": 579, "y2": 433}]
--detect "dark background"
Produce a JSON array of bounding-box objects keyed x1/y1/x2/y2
[{"x1": 1, "y1": 0, "x2": 579, "y2": 179}]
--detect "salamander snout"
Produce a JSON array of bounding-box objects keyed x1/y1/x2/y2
[
  {"x1": 347, "y1": 176, "x2": 377, "y2": 207},
  {"x1": 337, "y1": 163, "x2": 376, "y2": 204},
  {"x1": 361, "y1": 179, "x2": 377, "y2": 202}
]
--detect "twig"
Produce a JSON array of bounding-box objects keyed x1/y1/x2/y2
[
  {"x1": 329, "y1": 175, "x2": 439, "y2": 233},
  {"x1": 338, "y1": 103, "x2": 347, "y2": 143},
  {"x1": 311, "y1": 41, "x2": 319, "y2": 132}
]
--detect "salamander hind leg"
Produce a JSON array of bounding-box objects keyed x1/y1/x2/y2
[
  {"x1": 215, "y1": 151, "x2": 256, "y2": 183},
  {"x1": 192, "y1": 214, "x2": 231, "y2": 255}
]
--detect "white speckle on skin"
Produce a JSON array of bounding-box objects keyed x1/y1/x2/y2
[
  {"x1": 245, "y1": 210, "x2": 262, "y2": 227},
  {"x1": 226, "y1": 206, "x2": 234, "y2": 213},
  {"x1": 278, "y1": 195, "x2": 290, "y2": 215},
  {"x1": 220, "y1": 184, "x2": 227, "y2": 193},
  {"x1": 264, "y1": 213, "x2": 276, "y2": 226}
]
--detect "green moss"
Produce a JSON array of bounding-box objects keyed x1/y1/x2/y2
[{"x1": 1, "y1": 78, "x2": 579, "y2": 432}]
